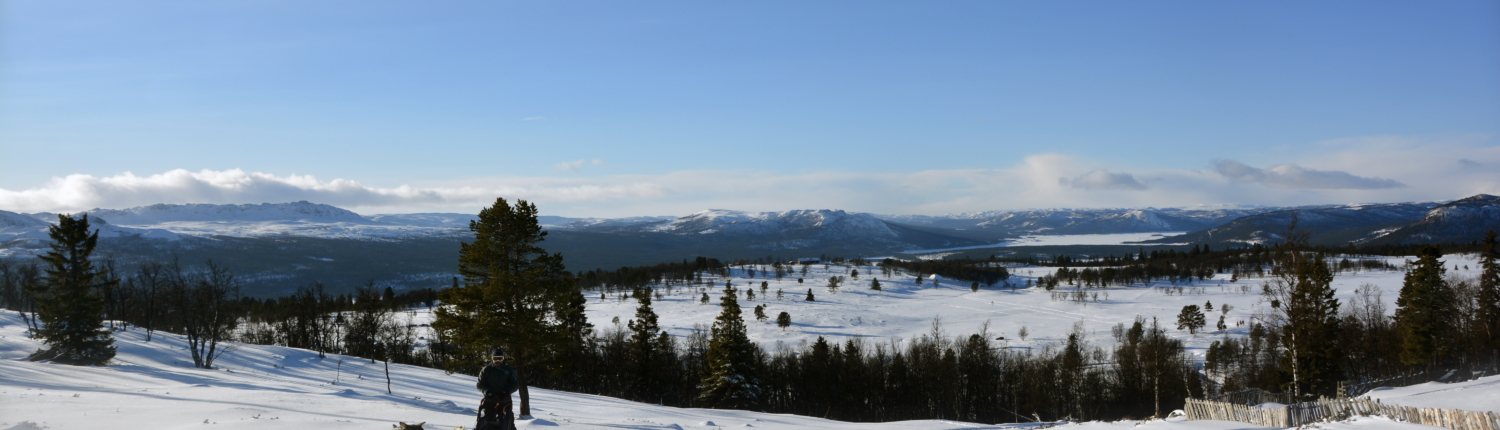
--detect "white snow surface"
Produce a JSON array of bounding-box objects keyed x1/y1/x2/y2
[
  {"x1": 0, "y1": 311, "x2": 1061, "y2": 430},
  {"x1": 1363, "y1": 374, "x2": 1500, "y2": 413},
  {"x1": 583, "y1": 254, "x2": 1493, "y2": 358}
]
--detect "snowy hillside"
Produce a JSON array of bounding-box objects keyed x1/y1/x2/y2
[
  {"x1": 1364, "y1": 194, "x2": 1500, "y2": 245},
  {"x1": 879, "y1": 207, "x2": 1268, "y2": 239},
  {"x1": 1141, "y1": 201, "x2": 1441, "y2": 247},
  {"x1": 83, "y1": 202, "x2": 369, "y2": 224},
  {"x1": 0, "y1": 311, "x2": 1049, "y2": 430},
  {"x1": 0, "y1": 211, "x2": 180, "y2": 256}
]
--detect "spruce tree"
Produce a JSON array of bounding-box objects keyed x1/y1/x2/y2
[
  {"x1": 870, "y1": 278, "x2": 881, "y2": 291},
  {"x1": 1478, "y1": 230, "x2": 1500, "y2": 360},
  {"x1": 1279, "y1": 253, "x2": 1341, "y2": 398},
  {"x1": 627, "y1": 286, "x2": 665, "y2": 397},
  {"x1": 805, "y1": 289, "x2": 815, "y2": 301},
  {"x1": 1394, "y1": 246, "x2": 1452, "y2": 367},
  {"x1": 699, "y1": 285, "x2": 763, "y2": 409},
  {"x1": 1176, "y1": 305, "x2": 1206, "y2": 335},
  {"x1": 29, "y1": 214, "x2": 116, "y2": 365},
  {"x1": 431, "y1": 198, "x2": 581, "y2": 418}
]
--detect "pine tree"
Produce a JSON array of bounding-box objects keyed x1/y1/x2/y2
[
  {"x1": 1279, "y1": 253, "x2": 1341, "y2": 398},
  {"x1": 431, "y1": 198, "x2": 581, "y2": 418},
  {"x1": 1478, "y1": 230, "x2": 1500, "y2": 360},
  {"x1": 753, "y1": 304, "x2": 768, "y2": 322},
  {"x1": 870, "y1": 278, "x2": 881, "y2": 291},
  {"x1": 699, "y1": 285, "x2": 763, "y2": 409},
  {"x1": 1395, "y1": 246, "x2": 1453, "y2": 367},
  {"x1": 777, "y1": 311, "x2": 791, "y2": 330},
  {"x1": 627, "y1": 286, "x2": 665, "y2": 397},
  {"x1": 28, "y1": 214, "x2": 116, "y2": 365},
  {"x1": 1176, "y1": 305, "x2": 1206, "y2": 334},
  {"x1": 805, "y1": 289, "x2": 815, "y2": 301}
]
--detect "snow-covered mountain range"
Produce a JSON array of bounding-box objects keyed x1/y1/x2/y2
[
  {"x1": 1139, "y1": 197, "x2": 1499, "y2": 247},
  {"x1": 877, "y1": 207, "x2": 1270, "y2": 241},
  {"x1": 3, "y1": 196, "x2": 1497, "y2": 295}
]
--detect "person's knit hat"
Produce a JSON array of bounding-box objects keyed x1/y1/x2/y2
[{"x1": 492, "y1": 348, "x2": 505, "y2": 357}]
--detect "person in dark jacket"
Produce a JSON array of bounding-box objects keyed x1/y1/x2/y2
[{"x1": 475, "y1": 348, "x2": 519, "y2": 430}]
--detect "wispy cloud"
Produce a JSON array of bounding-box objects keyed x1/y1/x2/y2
[
  {"x1": 1059, "y1": 169, "x2": 1147, "y2": 190},
  {"x1": 1213, "y1": 160, "x2": 1403, "y2": 189},
  {"x1": 555, "y1": 158, "x2": 606, "y2": 172}
]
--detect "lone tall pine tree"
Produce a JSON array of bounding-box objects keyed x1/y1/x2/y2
[
  {"x1": 1394, "y1": 246, "x2": 1452, "y2": 367},
  {"x1": 699, "y1": 285, "x2": 763, "y2": 409},
  {"x1": 29, "y1": 214, "x2": 116, "y2": 365},
  {"x1": 432, "y1": 198, "x2": 590, "y2": 418}
]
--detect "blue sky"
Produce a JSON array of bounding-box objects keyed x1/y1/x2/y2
[{"x1": 2, "y1": 1, "x2": 1497, "y2": 217}]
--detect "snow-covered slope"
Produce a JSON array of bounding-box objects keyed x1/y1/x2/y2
[
  {"x1": 83, "y1": 201, "x2": 369, "y2": 224},
  {"x1": 1364, "y1": 374, "x2": 1500, "y2": 413},
  {"x1": 0, "y1": 210, "x2": 181, "y2": 244},
  {"x1": 880, "y1": 207, "x2": 1268, "y2": 239},
  {"x1": 0, "y1": 310, "x2": 1023, "y2": 430},
  {"x1": 12, "y1": 202, "x2": 465, "y2": 240},
  {"x1": 1364, "y1": 194, "x2": 1500, "y2": 245},
  {"x1": 1141, "y1": 201, "x2": 1441, "y2": 246},
  {"x1": 648, "y1": 209, "x2": 898, "y2": 238}
]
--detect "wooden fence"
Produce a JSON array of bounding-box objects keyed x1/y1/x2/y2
[
  {"x1": 1184, "y1": 397, "x2": 1500, "y2": 430},
  {"x1": 1209, "y1": 388, "x2": 1293, "y2": 406}
]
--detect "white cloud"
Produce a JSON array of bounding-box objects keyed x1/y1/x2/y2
[
  {"x1": 2, "y1": 136, "x2": 1495, "y2": 217},
  {"x1": 0, "y1": 169, "x2": 663, "y2": 214}
]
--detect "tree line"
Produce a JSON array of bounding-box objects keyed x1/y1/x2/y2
[{"x1": 1203, "y1": 223, "x2": 1500, "y2": 402}]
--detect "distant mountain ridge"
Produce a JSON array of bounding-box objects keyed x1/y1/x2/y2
[
  {"x1": 82, "y1": 201, "x2": 369, "y2": 224},
  {"x1": 4, "y1": 196, "x2": 1497, "y2": 296},
  {"x1": 1139, "y1": 196, "x2": 1499, "y2": 246},
  {"x1": 878, "y1": 207, "x2": 1270, "y2": 241},
  {"x1": 1361, "y1": 194, "x2": 1500, "y2": 245}
]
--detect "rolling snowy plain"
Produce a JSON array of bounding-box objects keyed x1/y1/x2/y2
[{"x1": 3, "y1": 232, "x2": 1497, "y2": 429}]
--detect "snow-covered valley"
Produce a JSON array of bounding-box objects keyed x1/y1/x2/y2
[{"x1": 4, "y1": 248, "x2": 1499, "y2": 429}]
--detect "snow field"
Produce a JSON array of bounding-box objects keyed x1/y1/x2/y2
[{"x1": 581, "y1": 253, "x2": 1491, "y2": 365}]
